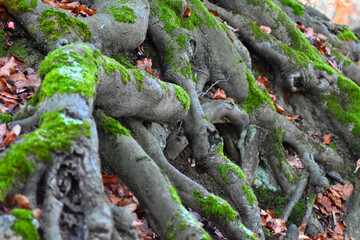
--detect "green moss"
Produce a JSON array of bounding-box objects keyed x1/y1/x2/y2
[
  {"x1": 164, "y1": 46, "x2": 174, "y2": 67},
  {"x1": 116, "y1": 53, "x2": 135, "y2": 68},
  {"x1": 169, "y1": 186, "x2": 182, "y2": 204},
  {"x1": 7, "y1": 0, "x2": 37, "y2": 13},
  {"x1": 323, "y1": 74, "x2": 360, "y2": 138},
  {"x1": 216, "y1": 143, "x2": 247, "y2": 183},
  {"x1": 39, "y1": 45, "x2": 99, "y2": 101},
  {"x1": 241, "y1": 70, "x2": 274, "y2": 114},
  {"x1": 329, "y1": 142, "x2": 337, "y2": 151},
  {"x1": 241, "y1": 184, "x2": 258, "y2": 205},
  {"x1": 98, "y1": 112, "x2": 130, "y2": 138},
  {"x1": 38, "y1": 9, "x2": 91, "y2": 43},
  {"x1": 11, "y1": 209, "x2": 39, "y2": 240},
  {"x1": 194, "y1": 189, "x2": 236, "y2": 223},
  {"x1": 132, "y1": 70, "x2": 144, "y2": 91},
  {"x1": 172, "y1": 84, "x2": 190, "y2": 111},
  {"x1": 313, "y1": 61, "x2": 336, "y2": 75},
  {"x1": 204, "y1": 115, "x2": 210, "y2": 123},
  {"x1": 0, "y1": 111, "x2": 91, "y2": 200},
  {"x1": 106, "y1": 5, "x2": 136, "y2": 23},
  {"x1": 238, "y1": 222, "x2": 259, "y2": 240},
  {"x1": 177, "y1": 34, "x2": 188, "y2": 49},
  {"x1": 287, "y1": 201, "x2": 306, "y2": 225},
  {"x1": 278, "y1": 0, "x2": 304, "y2": 16},
  {"x1": 337, "y1": 27, "x2": 360, "y2": 43},
  {"x1": 0, "y1": 113, "x2": 13, "y2": 123}
]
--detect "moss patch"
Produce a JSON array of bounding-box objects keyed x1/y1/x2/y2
[
  {"x1": 216, "y1": 143, "x2": 247, "y2": 183},
  {"x1": 106, "y1": 5, "x2": 137, "y2": 23},
  {"x1": 241, "y1": 184, "x2": 258, "y2": 205},
  {"x1": 172, "y1": 84, "x2": 190, "y2": 111},
  {"x1": 38, "y1": 9, "x2": 91, "y2": 43},
  {"x1": 6, "y1": 0, "x2": 37, "y2": 13},
  {"x1": 97, "y1": 112, "x2": 130, "y2": 138},
  {"x1": 0, "y1": 111, "x2": 91, "y2": 200},
  {"x1": 11, "y1": 209, "x2": 39, "y2": 240},
  {"x1": 278, "y1": 0, "x2": 304, "y2": 16},
  {"x1": 241, "y1": 70, "x2": 274, "y2": 114},
  {"x1": 193, "y1": 189, "x2": 236, "y2": 224},
  {"x1": 337, "y1": 27, "x2": 360, "y2": 43},
  {"x1": 169, "y1": 186, "x2": 182, "y2": 204},
  {"x1": 0, "y1": 113, "x2": 13, "y2": 123}
]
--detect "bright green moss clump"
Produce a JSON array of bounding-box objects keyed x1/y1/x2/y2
[
  {"x1": 0, "y1": 113, "x2": 13, "y2": 123},
  {"x1": 98, "y1": 112, "x2": 130, "y2": 137},
  {"x1": 169, "y1": 186, "x2": 182, "y2": 204},
  {"x1": 39, "y1": 45, "x2": 99, "y2": 101},
  {"x1": 216, "y1": 143, "x2": 247, "y2": 183},
  {"x1": 106, "y1": 5, "x2": 137, "y2": 23},
  {"x1": 11, "y1": 209, "x2": 39, "y2": 240},
  {"x1": 242, "y1": 70, "x2": 274, "y2": 114},
  {"x1": 337, "y1": 27, "x2": 360, "y2": 43},
  {"x1": 194, "y1": 189, "x2": 236, "y2": 223},
  {"x1": 7, "y1": 0, "x2": 37, "y2": 13},
  {"x1": 241, "y1": 184, "x2": 258, "y2": 205},
  {"x1": 172, "y1": 84, "x2": 190, "y2": 111},
  {"x1": 0, "y1": 111, "x2": 91, "y2": 200},
  {"x1": 38, "y1": 9, "x2": 91, "y2": 43},
  {"x1": 278, "y1": 0, "x2": 304, "y2": 16}
]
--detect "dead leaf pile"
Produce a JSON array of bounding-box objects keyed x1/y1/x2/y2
[
  {"x1": 0, "y1": 193, "x2": 43, "y2": 220},
  {"x1": 297, "y1": 25, "x2": 330, "y2": 56},
  {"x1": 0, "y1": 54, "x2": 41, "y2": 113},
  {"x1": 285, "y1": 150, "x2": 304, "y2": 169},
  {"x1": 260, "y1": 208, "x2": 287, "y2": 236},
  {"x1": 0, "y1": 123, "x2": 21, "y2": 151},
  {"x1": 42, "y1": 0, "x2": 97, "y2": 17},
  {"x1": 312, "y1": 183, "x2": 354, "y2": 239},
  {"x1": 102, "y1": 173, "x2": 158, "y2": 240}
]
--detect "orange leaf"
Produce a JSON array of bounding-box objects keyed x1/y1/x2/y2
[
  {"x1": 286, "y1": 115, "x2": 302, "y2": 121},
  {"x1": 136, "y1": 58, "x2": 154, "y2": 75},
  {"x1": 2, "y1": 124, "x2": 20, "y2": 146},
  {"x1": 8, "y1": 194, "x2": 30, "y2": 208},
  {"x1": 354, "y1": 159, "x2": 360, "y2": 173},
  {"x1": 102, "y1": 173, "x2": 119, "y2": 184},
  {"x1": 275, "y1": 104, "x2": 285, "y2": 115},
  {"x1": 323, "y1": 134, "x2": 332, "y2": 144},
  {"x1": 208, "y1": 9, "x2": 218, "y2": 16},
  {"x1": 225, "y1": 97, "x2": 235, "y2": 102},
  {"x1": 342, "y1": 184, "x2": 354, "y2": 197},
  {"x1": 260, "y1": 26, "x2": 271, "y2": 34},
  {"x1": 212, "y1": 88, "x2": 226, "y2": 100},
  {"x1": 183, "y1": 4, "x2": 191, "y2": 17},
  {"x1": 32, "y1": 208, "x2": 43, "y2": 220}
]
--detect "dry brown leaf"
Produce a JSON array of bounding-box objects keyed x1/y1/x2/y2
[
  {"x1": 8, "y1": 194, "x2": 30, "y2": 208},
  {"x1": 260, "y1": 26, "x2": 271, "y2": 34},
  {"x1": 0, "y1": 57, "x2": 17, "y2": 77},
  {"x1": 183, "y1": 4, "x2": 191, "y2": 17},
  {"x1": 136, "y1": 58, "x2": 154, "y2": 75},
  {"x1": 32, "y1": 208, "x2": 43, "y2": 220},
  {"x1": 212, "y1": 88, "x2": 226, "y2": 100},
  {"x1": 354, "y1": 159, "x2": 360, "y2": 173},
  {"x1": 286, "y1": 115, "x2": 302, "y2": 121},
  {"x1": 342, "y1": 184, "x2": 354, "y2": 197},
  {"x1": 323, "y1": 134, "x2": 332, "y2": 144}
]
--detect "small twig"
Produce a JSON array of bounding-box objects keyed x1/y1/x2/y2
[
  {"x1": 198, "y1": 76, "x2": 230, "y2": 97},
  {"x1": 281, "y1": 177, "x2": 308, "y2": 222},
  {"x1": 338, "y1": 53, "x2": 350, "y2": 72}
]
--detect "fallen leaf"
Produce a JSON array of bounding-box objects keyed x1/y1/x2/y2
[
  {"x1": 354, "y1": 159, "x2": 360, "y2": 173},
  {"x1": 183, "y1": 4, "x2": 191, "y2": 17},
  {"x1": 260, "y1": 26, "x2": 271, "y2": 34},
  {"x1": 286, "y1": 115, "x2": 302, "y2": 121},
  {"x1": 323, "y1": 134, "x2": 332, "y2": 144},
  {"x1": 8, "y1": 194, "x2": 30, "y2": 208},
  {"x1": 32, "y1": 208, "x2": 43, "y2": 219},
  {"x1": 136, "y1": 58, "x2": 154, "y2": 75},
  {"x1": 342, "y1": 184, "x2": 354, "y2": 197},
  {"x1": 212, "y1": 88, "x2": 226, "y2": 100}
]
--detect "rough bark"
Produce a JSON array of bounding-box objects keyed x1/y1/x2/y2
[{"x1": 0, "y1": 0, "x2": 359, "y2": 239}]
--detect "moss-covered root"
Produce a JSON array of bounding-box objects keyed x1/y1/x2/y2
[
  {"x1": 126, "y1": 120, "x2": 259, "y2": 240},
  {"x1": 3, "y1": 0, "x2": 149, "y2": 54},
  {"x1": 11, "y1": 209, "x2": 39, "y2": 240},
  {"x1": 197, "y1": 142, "x2": 264, "y2": 238},
  {"x1": 95, "y1": 111, "x2": 210, "y2": 240}
]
